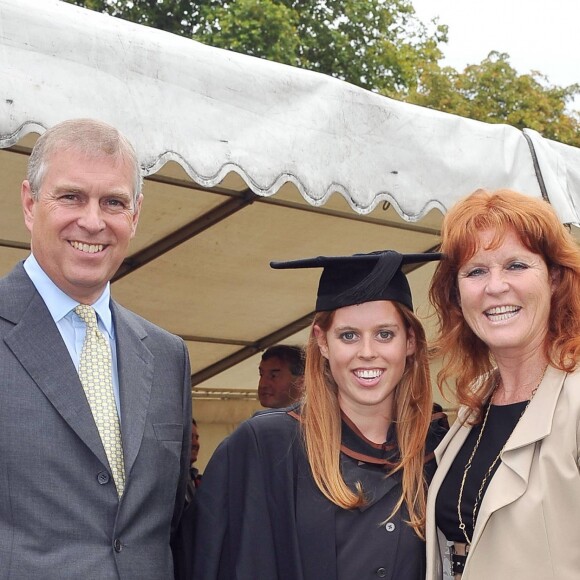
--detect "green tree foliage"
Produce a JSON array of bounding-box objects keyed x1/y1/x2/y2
[
  {"x1": 198, "y1": 0, "x2": 447, "y2": 97},
  {"x1": 67, "y1": 0, "x2": 203, "y2": 36},
  {"x1": 66, "y1": 1, "x2": 579, "y2": 146},
  {"x1": 195, "y1": 0, "x2": 300, "y2": 65},
  {"x1": 67, "y1": 0, "x2": 447, "y2": 96},
  {"x1": 407, "y1": 51, "x2": 580, "y2": 147}
]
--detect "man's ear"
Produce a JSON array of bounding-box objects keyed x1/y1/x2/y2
[
  {"x1": 313, "y1": 325, "x2": 329, "y2": 359},
  {"x1": 130, "y1": 193, "x2": 143, "y2": 237},
  {"x1": 291, "y1": 375, "x2": 305, "y2": 400},
  {"x1": 21, "y1": 180, "x2": 36, "y2": 233}
]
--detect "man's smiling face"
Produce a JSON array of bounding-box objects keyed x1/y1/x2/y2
[{"x1": 22, "y1": 147, "x2": 142, "y2": 303}]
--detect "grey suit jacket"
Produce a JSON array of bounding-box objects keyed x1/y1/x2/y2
[{"x1": 0, "y1": 263, "x2": 192, "y2": 580}]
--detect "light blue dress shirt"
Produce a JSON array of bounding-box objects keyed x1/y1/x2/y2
[{"x1": 23, "y1": 254, "x2": 122, "y2": 417}]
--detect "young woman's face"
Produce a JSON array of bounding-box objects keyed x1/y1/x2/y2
[{"x1": 314, "y1": 300, "x2": 415, "y2": 419}]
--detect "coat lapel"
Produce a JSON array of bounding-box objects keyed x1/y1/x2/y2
[
  {"x1": 426, "y1": 406, "x2": 473, "y2": 575},
  {"x1": 112, "y1": 302, "x2": 154, "y2": 480},
  {"x1": 433, "y1": 407, "x2": 472, "y2": 478},
  {"x1": 2, "y1": 266, "x2": 109, "y2": 467},
  {"x1": 470, "y1": 366, "x2": 564, "y2": 549}
]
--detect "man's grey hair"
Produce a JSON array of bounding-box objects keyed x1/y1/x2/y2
[{"x1": 27, "y1": 118, "x2": 143, "y2": 207}]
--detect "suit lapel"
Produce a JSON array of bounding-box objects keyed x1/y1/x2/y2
[
  {"x1": 2, "y1": 267, "x2": 109, "y2": 467},
  {"x1": 426, "y1": 411, "x2": 472, "y2": 572},
  {"x1": 112, "y1": 302, "x2": 153, "y2": 480},
  {"x1": 471, "y1": 366, "x2": 564, "y2": 548}
]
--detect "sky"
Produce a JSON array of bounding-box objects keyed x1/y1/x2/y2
[{"x1": 411, "y1": 0, "x2": 579, "y2": 107}]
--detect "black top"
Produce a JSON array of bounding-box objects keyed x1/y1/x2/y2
[
  {"x1": 435, "y1": 401, "x2": 527, "y2": 542},
  {"x1": 193, "y1": 405, "x2": 447, "y2": 580}
]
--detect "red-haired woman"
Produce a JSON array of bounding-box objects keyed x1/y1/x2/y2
[{"x1": 426, "y1": 189, "x2": 580, "y2": 580}]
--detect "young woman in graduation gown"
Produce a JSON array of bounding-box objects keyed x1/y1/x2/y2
[{"x1": 192, "y1": 250, "x2": 447, "y2": 580}]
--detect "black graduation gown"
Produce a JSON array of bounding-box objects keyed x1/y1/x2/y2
[
  {"x1": 173, "y1": 468, "x2": 202, "y2": 580},
  {"x1": 192, "y1": 406, "x2": 445, "y2": 580}
]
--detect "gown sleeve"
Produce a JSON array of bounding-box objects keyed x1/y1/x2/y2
[{"x1": 192, "y1": 412, "x2": 304, "y2": 580}]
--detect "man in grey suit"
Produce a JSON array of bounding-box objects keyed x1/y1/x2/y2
[{"x1": 0, "y1": 119, "x2": 192, "y2": 579}]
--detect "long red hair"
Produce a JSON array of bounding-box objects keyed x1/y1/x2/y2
[{"x1": 429, "y1": 188, "x2": 580, "y2": 418}]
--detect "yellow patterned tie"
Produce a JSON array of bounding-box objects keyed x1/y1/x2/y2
[{"x1": 75, "y1": 305, "x2": 125, "y2": 497}]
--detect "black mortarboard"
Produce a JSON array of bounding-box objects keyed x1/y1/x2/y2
[{"x1": 270, "y1": 250, "x2": 442, "y2": 312}]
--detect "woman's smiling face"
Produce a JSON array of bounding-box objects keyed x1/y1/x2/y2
[
  {"x1": 457, "y1": 228, "x2": 554, "y2": 358},
  {"x1": 314, "y1": 300, "x2": 415, "y2": 419}
]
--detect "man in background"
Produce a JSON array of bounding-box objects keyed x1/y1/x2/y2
[
  {"x1": 258, "y1": 344, "x2": 304, "y2": 408},
  {"x1": 0, "y1": 118, "x2": 191, "y2": 579},
  {"x1": 173, "y1": 418, "x2": 202, "y2": 580},
  {"x1": 190, "y1": 418, "x2": 202, "y2": 488}
]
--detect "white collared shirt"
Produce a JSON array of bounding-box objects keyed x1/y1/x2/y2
[{"x1": 24, "y1": 254, "x2": 121, "y2": 417}]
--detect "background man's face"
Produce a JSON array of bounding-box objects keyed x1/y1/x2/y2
[
  {"x1": 258, "y1": 356, "x2": 301, "y2": 408},
  {"x1": 191, "y1": 423, "x2": 200, "y2": 464}
]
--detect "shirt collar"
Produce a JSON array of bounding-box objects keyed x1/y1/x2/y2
[{"x1": 23, "y1": 254, "x2": 113, "y2": 335}]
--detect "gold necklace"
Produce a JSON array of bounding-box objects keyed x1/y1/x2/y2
[{"x1": 457, "y1": 365, "x2": 548, "y2": 545}]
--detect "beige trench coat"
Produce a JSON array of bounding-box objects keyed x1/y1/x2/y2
[{"x1": 426, "y1": 365, "x2": 580, "y2": 580}]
